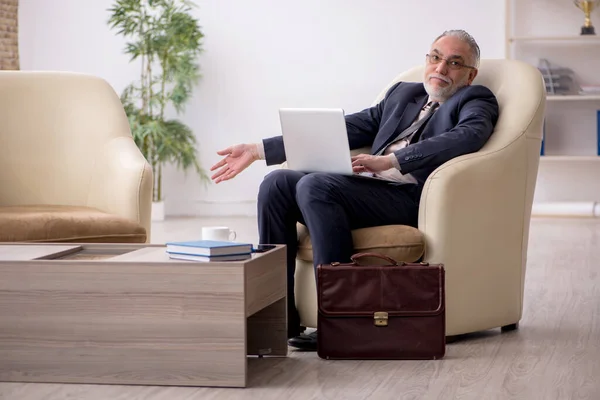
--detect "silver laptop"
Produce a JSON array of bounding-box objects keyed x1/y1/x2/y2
[
  {"x1": 278, "y1": 108, "x2": 355, "y2": 175},
  {"x1": 278, "y1": 108, "x2": 395, "y2": 182}
]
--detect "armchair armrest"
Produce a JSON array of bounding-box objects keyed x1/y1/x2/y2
[
  {"x1": 87, "y1": 137, "x2": 153, "y2": 241},
  {"x1": 418, "y1": 135, "x2": 541, "y2": 334}
]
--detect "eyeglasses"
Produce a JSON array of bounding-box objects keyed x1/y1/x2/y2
[{"x1": 425, "y1": 54, "x2": 476, "y2": 70}]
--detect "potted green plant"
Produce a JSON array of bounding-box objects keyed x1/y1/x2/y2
[{"x1": 108, "y1": 0, "x2": 208, "y2": 220}]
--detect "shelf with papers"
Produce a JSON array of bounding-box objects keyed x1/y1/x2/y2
[{"x1": 505, "y1": 0, "x2": 600, "y2": 213}]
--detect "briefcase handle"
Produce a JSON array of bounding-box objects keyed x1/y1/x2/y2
[{"x1": 350, "y1": 252, "x2": 429, "y2": 266}]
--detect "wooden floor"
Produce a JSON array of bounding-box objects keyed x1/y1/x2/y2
[{"x1": 1, "y1": 217, "x2": 599, "y2": 399}]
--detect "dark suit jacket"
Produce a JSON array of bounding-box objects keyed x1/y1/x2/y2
[{"x1": 263, "y1": 82, "x2": 499, "y2": 193}]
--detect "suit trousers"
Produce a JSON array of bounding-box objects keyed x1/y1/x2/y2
[{"x1": 256, "y1": 169, "x2": 421, "y2": 337}]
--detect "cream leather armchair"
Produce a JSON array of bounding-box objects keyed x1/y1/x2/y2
[
  {"x1": 294, "y1": 59, "x2": 546, "y2": 336},
  {"x1": 0, "y1": 71, "x2": 153, "y2": 243}
]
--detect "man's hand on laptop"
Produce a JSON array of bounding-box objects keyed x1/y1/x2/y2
[
  {"x1": 210, "y1": 143, "x2": 260, "y2": 183},
  {"x1": 351, "y1": 154, "x2": 393, "y2": 174}
]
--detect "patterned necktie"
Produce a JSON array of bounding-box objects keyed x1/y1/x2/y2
[
  {"x1": 409, "y1": 102, "x2": 439, "y2": 144},
  {"x1": 374, "y1": 102, "x2": 439, "y2": 156}
]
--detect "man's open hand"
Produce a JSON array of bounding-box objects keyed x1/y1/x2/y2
[
  {"x1": 210, "y1": 144, "x2": 259, "y2": 183},
  {"x1": 351, "y1": 154, "x2": 393, "y2": 174}
]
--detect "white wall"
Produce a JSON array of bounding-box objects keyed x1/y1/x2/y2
[{"x1": 19, "y1": 0, "x2": 506, "y2": 216}]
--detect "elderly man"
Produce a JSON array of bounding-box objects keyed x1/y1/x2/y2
[{"x1": 210, "y1": 29, "x2": 499, "y2": 350}]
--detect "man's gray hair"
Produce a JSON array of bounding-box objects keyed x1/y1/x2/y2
[{"x1": 434, "y1": 30, "x2": 480, "y2": 68}]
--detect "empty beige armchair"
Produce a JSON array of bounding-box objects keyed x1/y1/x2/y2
[
  {"x1": 0, "y1": 71, "x2": 153, "y2": 243},
  {"x1": 294, "y1": 59, "x2": 546, "y2": 336}
]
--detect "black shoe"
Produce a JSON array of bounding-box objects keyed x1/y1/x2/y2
[
  {"x1": 287, "y1": 330, "x2": 317, "y2": 351},
  {"x1": 287, "y1": 325, "x2": 306, "y2": 339}
]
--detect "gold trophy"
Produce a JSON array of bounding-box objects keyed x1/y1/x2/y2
[{"x1": 574, "y1": 0, "x2": 600, "y2": 35}]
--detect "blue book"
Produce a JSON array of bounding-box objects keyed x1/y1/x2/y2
[
  {"x1": 165, "y1": 240, "x2": 252, "y2": 257},
  {"x1": 168, "y1": 252, "x2": 252, "y2": 262},
  {"x1": 541, "y1": 118, "x2": 545, "y2": 156}
]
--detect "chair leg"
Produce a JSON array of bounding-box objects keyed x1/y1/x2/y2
[{"x1": 501, "y1": 323, "x2": 519, "y2": 332}]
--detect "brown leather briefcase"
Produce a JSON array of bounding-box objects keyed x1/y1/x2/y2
[{"x1": 316, "y1": 253, "x2": 445, "y2": 360}]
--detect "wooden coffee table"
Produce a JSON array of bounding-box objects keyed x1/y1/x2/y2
[{"x1": 0, "y1": 243, "x2": 287, "y2": 387}]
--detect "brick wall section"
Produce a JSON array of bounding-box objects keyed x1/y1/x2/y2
[{"x1": 0, "y1": 0, "x2": 18, "y2": 70}]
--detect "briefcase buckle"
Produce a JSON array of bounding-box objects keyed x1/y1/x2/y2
[{"x1": 374, "y1": 311, "x2": 388, "y2": 327}]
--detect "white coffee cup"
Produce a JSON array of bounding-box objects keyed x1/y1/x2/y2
[{"x1": 202, "y1": 226, "x2": 237, "y2": 242}]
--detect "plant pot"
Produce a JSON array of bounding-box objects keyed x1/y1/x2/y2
[{"x1": 151, "y1": 201, "x2": 165, "y2": 221}]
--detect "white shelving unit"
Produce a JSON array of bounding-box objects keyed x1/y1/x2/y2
[{"x1": 506, "y1": 0, "x2": 600, "y2": 217}]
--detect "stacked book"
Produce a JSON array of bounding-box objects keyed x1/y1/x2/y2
[{"x1": 165, "y1": 240, "x2": 253, "y2": 262}]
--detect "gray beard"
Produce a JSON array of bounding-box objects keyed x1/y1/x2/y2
[{"x1": 424, "y1": 77, "x2": 469, "y2": 101}]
